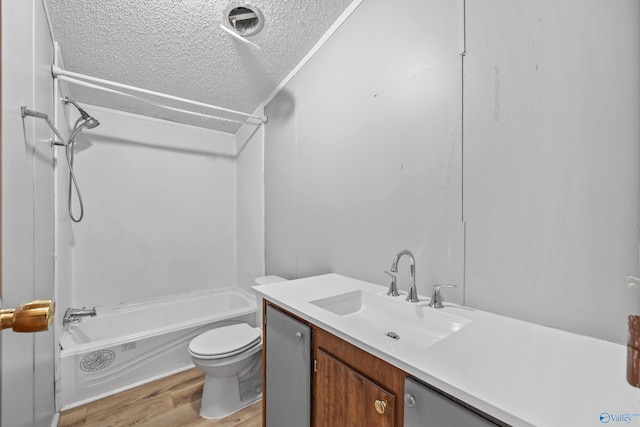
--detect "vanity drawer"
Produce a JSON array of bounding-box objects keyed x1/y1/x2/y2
[{"x1": 404, "y1": 377, "x2": 499, "y2": 427}]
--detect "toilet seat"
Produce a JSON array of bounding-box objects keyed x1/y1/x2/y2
[{"x1": 189, "y1": 323, "x2": 262, "y2": 360}]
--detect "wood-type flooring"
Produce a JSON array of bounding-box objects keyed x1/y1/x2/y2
[{"x1": 58, "y1": 368, "x2": 261, "y2": 427}]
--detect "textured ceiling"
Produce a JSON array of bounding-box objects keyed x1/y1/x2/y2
[{"x1": 45, "y1": 0, "x2": 354, "y2": 133}]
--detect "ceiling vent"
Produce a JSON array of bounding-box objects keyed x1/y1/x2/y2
[{"x1": 223, "y1": 4, "x2": 264, "y2": 37}]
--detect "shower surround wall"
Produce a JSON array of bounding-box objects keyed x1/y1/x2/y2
[{"x1": 55, "y1": 106, "x2": 263, "y2": 311}]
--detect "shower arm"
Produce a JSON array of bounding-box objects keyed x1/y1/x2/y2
[
  {"x1": 21, "y1": 103, "x2": 94, "y2": 224},
  {"x1": 21, "y1": 106, "x2": 69, "y2": 146}
]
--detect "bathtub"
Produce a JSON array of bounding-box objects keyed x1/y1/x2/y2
[{"x1": 58, "y1": 286, "x2": 258, "y2": 410}]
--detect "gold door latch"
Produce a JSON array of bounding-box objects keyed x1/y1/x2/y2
[{"x1": 0, "y1": 299, "x2": 55, "y2": 332}]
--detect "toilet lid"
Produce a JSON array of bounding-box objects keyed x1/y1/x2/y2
[{"x1": 189, "y1": 323, "x2": 261, "y2": 357}]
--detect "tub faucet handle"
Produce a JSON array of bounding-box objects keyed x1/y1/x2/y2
[{"x1": 63, "y1": 306, "x2": 97, "y2": 326}]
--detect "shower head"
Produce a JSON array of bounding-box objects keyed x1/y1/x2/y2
[
  {"x1": 67, "y1": 118, "x2": 97, "y2": 145},
  {"x1": 64, "y1": 97, "x2": 100, "y2": 129},
  {"x1": 83, "y1": 116, "x2": 100, "y2": 129}
]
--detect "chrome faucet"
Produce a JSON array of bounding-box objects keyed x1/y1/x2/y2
[
  {"x1": 383, "y1": 271, "x2": 399, "y2": 296},
  {"x1": 428, "y1": 285, "x2": 457, "y2": 309},
  {"x1": 63, "y1": 307, "x2": 97, "y2": 325},
  {"x1": 390, "y1": 250, "x2": 419, "y2": 303}
]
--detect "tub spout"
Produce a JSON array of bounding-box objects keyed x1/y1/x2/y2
[{"x1": 63, "y1": 307, "x2": 96, "y2": 326}]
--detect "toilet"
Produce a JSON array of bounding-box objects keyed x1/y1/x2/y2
[
  {"x1": 188, "y1": 275, "x2": 286, "y2": 419},
  {"x1": 189, "y1": 323, "x2": 263, "y2": 419}
]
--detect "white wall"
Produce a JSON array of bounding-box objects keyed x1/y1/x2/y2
[
  {"x1": 236, "y1": 119, "x2": 266, "y2": 291},
  {"x1": 463, "y1": 0, "x2": 640, "y2": 343},
  {"x1": 62, "y1": 107, "x2": 238, "y2": 307},
  {"x1": 265, "y1": 0, "x2": 463, "y2": 300},
  {"x1": 265, "y1": 0, "x2": 640, "y2": 344},
  {"x1": 2, "y1": 0, "x2": 56, "y2": 425},
  {"x1": 53, "y1": 67, "x2": 74, "y2": 388}
]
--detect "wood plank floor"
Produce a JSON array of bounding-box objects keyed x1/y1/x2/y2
[{"x1": 58, "y1": 368, "x2": 262, "y2": 427}]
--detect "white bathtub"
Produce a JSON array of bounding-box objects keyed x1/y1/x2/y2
[{"x1": 58, "y1": 287, "x2": 258, "y2": 410}]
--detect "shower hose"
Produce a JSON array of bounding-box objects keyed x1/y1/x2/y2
[{"x1": 66, "y1": 117, "x2": 85, "y2": 223}]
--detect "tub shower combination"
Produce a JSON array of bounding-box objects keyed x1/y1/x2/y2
[
  {"x1": 21, "y1": 72, "x2": 270, "y2": 414},
  {"x1": 58, "y1": 287, "x2": 258, "y2": 409}
]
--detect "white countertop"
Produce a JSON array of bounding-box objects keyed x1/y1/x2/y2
[{"x1": 254, "y1": 273, "x2": 640, "y2": 427}]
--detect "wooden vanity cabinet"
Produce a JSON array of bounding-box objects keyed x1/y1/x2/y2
[
  {"x1": 314, "y1": 349, "x2": 396, "y2": 427},
  {"x1": 313, "y1": 326, "x2": 407, "y2": 427},
  {"x1": 264, "y1": 301, "x2": 495, "y2": 427},
  {"x1": 263, "y1": 301, "x2": 406, "y2": 427}
]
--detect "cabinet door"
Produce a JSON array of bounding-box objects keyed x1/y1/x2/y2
[
  {"x1": 315, "y1": 349, "x2": 396, "y2": 427},
  {"x1": 404, "y1": 377, "x2": 498, "y2": 426},
  {"x1": 265, "y1": 304, "x2": 311, "y2": 427}
]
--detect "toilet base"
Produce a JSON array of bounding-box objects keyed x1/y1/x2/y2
[{"x1": 199, "y1": 374, "x2": 262, "y2": 419}]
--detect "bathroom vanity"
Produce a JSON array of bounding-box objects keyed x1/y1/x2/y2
[
  {"x1": 263, "y1": 301, "x2": 499, "y2": 426},
  {"x1": 264, "y1": 301, "x2": 500, "y2": 426},
  {"x1": 255, "y1": 274, "x2": 640, "y2": 427},
  {"x1": 264, "y1": 301, "x2": 406, "y2": 426}
]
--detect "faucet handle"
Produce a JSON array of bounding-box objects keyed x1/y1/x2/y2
[
  {"x1": 383, "y1": 271, "x2": 400, "y2": 296},
  {"x1": 429, "y1": 284, "x2": 457, "y2": 309},
  {"x1": 382, "y1": 271, "x2": 396, "y2": 280}
]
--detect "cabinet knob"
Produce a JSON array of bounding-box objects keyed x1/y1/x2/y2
[
  {"x1": 295, "y1": 332, "x2": 303, "y2": 340},
  {"x1": 404, "y1": 393, "x2": 416, "y2": 408},
  {"x1": 374, "y1": 399, "x2": 386, "y2": 414}
]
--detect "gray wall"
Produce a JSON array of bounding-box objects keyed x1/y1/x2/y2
[
  {"x1": 266, "y1": 0, "x2": 463, "y2": 301},
  {"x1": 463, "y1": 0, "x2": 640, "y2": 342},
  {"x1": 265, "y1": 0, "x2": 640, "y2": 344},
  {"x1": 2, "y1": 0, "x2": 56, "y2": 425}
]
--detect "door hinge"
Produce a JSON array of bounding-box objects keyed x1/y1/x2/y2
[{"x1": 314, "y1": 359, "x2": 317, "y2": 372}]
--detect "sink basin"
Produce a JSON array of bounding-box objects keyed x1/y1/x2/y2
[
  {"x1": 310, "y1": 289, "x2": 470, "y2": 353},
  {"x1": 310, "y1": 290, "x2": 365, "y2": 315}
]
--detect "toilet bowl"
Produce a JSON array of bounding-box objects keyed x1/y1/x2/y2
[{"x1": 189, "y1": 322, "x2": 263, "y2": 419}]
